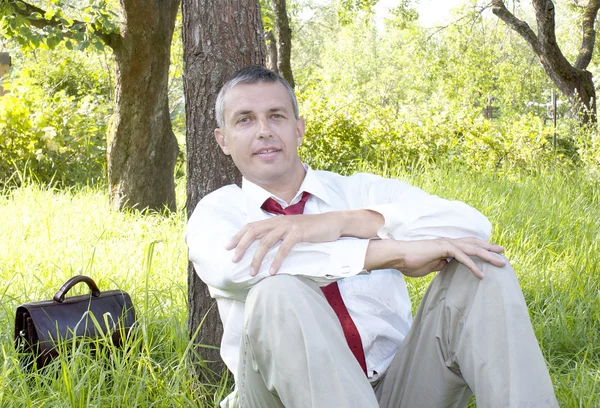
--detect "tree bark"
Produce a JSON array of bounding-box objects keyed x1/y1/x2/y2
[
  {"x1": 108, "y1": 0, "x2": 180, "y2": 212},
  {"x1": 182, "y1": 0, "x2": 265, "y2": 382},
  {"x1": 492, "y1": 0, "x2": 599, "y2": 123},
  {"x1": 266, "y1": 30, "x2": 279, "y2": 73},
  {"x1": 271, "y1": 0, "x2": 294, "y2": 87}
]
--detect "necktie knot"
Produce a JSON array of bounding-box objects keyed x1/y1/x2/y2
[{"x1": 261, "y1": 191, "x2": 311, "y2": 215}]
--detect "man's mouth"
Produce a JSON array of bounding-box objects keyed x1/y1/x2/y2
[{"x1": 254, "y1": 148, "x2": 281, "y2": 155}]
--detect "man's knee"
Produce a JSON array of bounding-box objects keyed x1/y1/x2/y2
[
  {"x1": 244, "y1": 275, "x2": 317, "y2": 330},
  {"x1": 473, "y1": 255, "x2": 521, "y2": 291},
  {"x1": 247, "y1": 275, "x2": 313, "y2": 305},
  {"x1": 440, "y1": 256, "x2": 526, "y2": 314},
  {"x1": 446, "y1": 255, "x2": 519, "y2": 289}
]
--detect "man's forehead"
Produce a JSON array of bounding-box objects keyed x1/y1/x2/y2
[{"x1": 223, "y1": 82, "x2": 293, "y2": 114}]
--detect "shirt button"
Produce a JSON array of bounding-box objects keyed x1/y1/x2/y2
[{"x1": 341, "y1": 266, "x2": 351, "y2": 275}]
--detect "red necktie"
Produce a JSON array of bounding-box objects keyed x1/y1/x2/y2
[{"x1": 261, "y1": 192, "x2": 368, "y2": 376}]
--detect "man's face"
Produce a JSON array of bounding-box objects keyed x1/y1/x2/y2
[{"x1": 215, "y1": 81, "x2": 306, "y2": 189}]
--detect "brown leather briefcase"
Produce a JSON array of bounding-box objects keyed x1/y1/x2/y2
[{"x1": 14, "y1": 275, "x2": 136, "y2": 368}]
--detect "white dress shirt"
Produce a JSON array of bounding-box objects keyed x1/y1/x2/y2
[{"x1": 185, "y1": 165, "x2": 491, "y2": 390}]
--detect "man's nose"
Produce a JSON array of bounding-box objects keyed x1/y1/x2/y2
[{"x1": 256, "y1": 117, "x2": 273, "y2": 139}]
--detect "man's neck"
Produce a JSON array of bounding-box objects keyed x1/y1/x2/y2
[
  {"x1": 251, "y1": 165, "x2": 307, "y2": 204},
  {"x1": 266, "y1": 185, "x2": 303, "y2": 204}
]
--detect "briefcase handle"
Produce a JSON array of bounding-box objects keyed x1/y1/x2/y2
[{"x1": 53, "y1": 276, "x2": 101, "y2": 303}]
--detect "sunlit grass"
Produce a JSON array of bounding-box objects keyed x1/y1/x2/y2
[{"x1": 1, "y1": 165, "x2": 598, "y2": 406}]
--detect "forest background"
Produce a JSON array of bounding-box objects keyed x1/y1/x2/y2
[{"x1": 0, "y1": 0, "x2": 599, "y2": 406}]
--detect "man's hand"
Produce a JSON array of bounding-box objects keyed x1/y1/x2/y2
[
  {"x1": 365, "y1": 237, "x2": 506, "y2": 279},
  {"x1": 226, "y1": 210, "x2": 384, "y2": 276}
]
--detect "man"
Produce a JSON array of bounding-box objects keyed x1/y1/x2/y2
[{"x1": 186, "y1": 66, "x2": 558, "y2": 408}]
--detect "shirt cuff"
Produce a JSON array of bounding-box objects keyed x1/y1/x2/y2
[{"x1": 325, "y1": 238, "x2": 370, "y2": 278}]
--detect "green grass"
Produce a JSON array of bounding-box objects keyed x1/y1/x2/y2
[{"x1": 1, "y1": 166, "x2": 599, "y2": 406}]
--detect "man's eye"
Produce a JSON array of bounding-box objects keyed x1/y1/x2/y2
[
  {"x1": 272, "y1": 114, "x2": 284, "y2": 119},
  {"x1": 238, "y1": 117, "x2": 250, "y2": 123}
]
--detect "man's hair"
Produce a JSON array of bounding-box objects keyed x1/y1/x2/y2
[{"x1": 215, "y1": 66, "x2": 299, "y2": 129}]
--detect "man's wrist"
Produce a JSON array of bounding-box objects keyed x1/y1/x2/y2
[
  {"x1": 340, "y1": 209, "x2": 384, "y2": 239},
  {"x1": 364, "y1": 239, "x2": 403, "y2": 271}
]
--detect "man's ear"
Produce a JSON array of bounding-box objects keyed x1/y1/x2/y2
[
  {"x1": 214, "y1": 128, "x2": 231, "y2": 155},
  {"x1": 296, "y1": 117, "x2": 306, "y2": 147}
]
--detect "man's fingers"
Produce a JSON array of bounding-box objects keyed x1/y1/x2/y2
[
  {"x1": 456, "y1": 241, "x2": 507, "y2": 268},
  {"x1": 231, "y1": 224, "x2": 271, "y2": 262},
  {"x1": 450, "y1": 248, "x2": 485, "y2": 279},
  {"x1": 479, "y1": 251, "x2": 507, "y2": 267},
  {"x1": 445, "y1": 240, "x2": 507, "y2": 279},
  {"x1": 479, "y1": 241, "x2": 504, "y2": 254},
  {"x1": 232, "y1": 232, "x2": 259, "y2": 262},
  {"x1": 269, "y1": 236, "x2": 299, "y2": 275},
  {"x1": 442, "y1": 242, "x2": 484, "y2": 279},
  {"x1": 458, "y1": 237, "x2": 504, "y2": 254},
  {"x1": 225, "y1": 227, "x2": 247, "y2": 251},
  {"x1": 250, "y1": 228, "x2": 286, "y2": 275}
]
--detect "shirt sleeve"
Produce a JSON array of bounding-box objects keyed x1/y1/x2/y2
[
  {"x1": 355, "y1": 173, "x2": 492, "y2": 241},
  {"x1": 185, "y1": 194, "x2": 370, "y2": 301}
]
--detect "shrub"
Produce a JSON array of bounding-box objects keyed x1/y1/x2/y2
[
  {"x1": 299, "y1": 93, "x2": 368, "y2": 171},
  {"x1": 297, "y1": 87, "x2": 584, "y2": 174},
  {"x1": 0, "y1": 69, "x2": 109, "y2": 186}
]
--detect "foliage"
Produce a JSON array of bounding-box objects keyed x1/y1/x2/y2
[
  {"x1": 292, "y1": 0, "x2": 600, "y2": 176},
  {"x1": 0, "y1": 0, "x2": 119, "y2": 52},
  {"x1": 337, "y1": 0, "x2": 379, "y2": 25},
  {"x1": 299, "y1": 89, "x2": 367, "y2": 171},
  {"x1": 299, "y1": 93, "x2": 581, "y2": 175},
  {"x1": 1, "y1": 166, "x2": 598, "y2": 406},
  {"x1": 168, "y1": 9, "x2": 187, "y2": 179},
  {"x1": 0, "y1": 47, "x2": 111, "y2": 186}
]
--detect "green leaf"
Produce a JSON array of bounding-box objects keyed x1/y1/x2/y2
[
  {"x1": 30, "y1": 33, "x2": 41, "y2": 47},
  {"x1": 44, "y1": 9, "x2": 56, "y2": 20},
  {"x1": 78, "y1": 40, "x2": 90, "y2": 50},
  {"x1": 45, "y1": 36, "x2": 58, "y2": 49},
  {"x1": 93, "y1": 40, "x2": 104, "y2": 51}
]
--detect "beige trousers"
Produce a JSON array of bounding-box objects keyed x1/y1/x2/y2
[{"x1": 236, "y1": 257, "x2": 558, "y2": 408}]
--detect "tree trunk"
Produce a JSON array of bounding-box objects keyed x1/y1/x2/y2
[
  {"x1": 6, "y1": 0, "x2": 181, "y2": 211},
  {"x1": 182, "y1": 0, "x2": 265, "y2": 382},
  {"x1": 557, "y1": 69, "x2": 596, "y2": 124},
  {"x1": 492, "y1": 0, "x2": 599, "y2": 124},
  {"x1": 266, "y1": 30, "x2": 279, "y2": 73},
  {"x1": 271, "y1": 0, "x2": 294, "y2": 87},
  {"x1": 107, "y1": 0, "x2": 181, "y2": 212}
]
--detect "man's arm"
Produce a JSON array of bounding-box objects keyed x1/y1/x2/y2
[
  {"x1": 186, "y1": 195, "x2": 373, "y2": 298},
  {"x1": 227, "y1": 209, "x2": 384, "y2": 275},
  {"x1": 227, "y1": 209, "x2": 505, "y2": 279},
  {"x1": 364, "y1": 237, "x2": 505, "y2": 279},
  {"x1": 227, "y1": 173, "x2": 503, "y2": 278}
]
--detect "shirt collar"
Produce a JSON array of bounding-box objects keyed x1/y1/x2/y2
[{"x1": 242, "y1": 164, "x2": 332, "y2": 207}]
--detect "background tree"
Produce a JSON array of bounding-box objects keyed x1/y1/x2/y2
[
  {"x1": 261, "y1": 0, "x2": 279, "y2": 72},
  {"x1": 266, "y1": 30, "x2": 279, "y2": 72},
  {"x1": 271, "y1": 0, "x2": 294, "y2": 87},
  {"x1": 492, "y1": 0, "x2": 600, "y2": 123},
  {"x1": 1, "y1": 0, "x2": 180, "y2": 211},
  {"x1": 182, "y1": 0, "x2": 265, "y2": 380}
]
